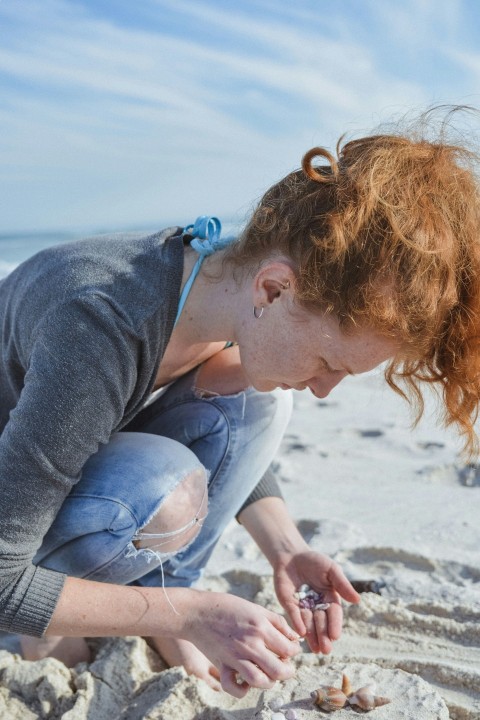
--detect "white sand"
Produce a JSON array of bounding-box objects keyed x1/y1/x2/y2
[{"x1": 1, "y1": 367, "x2": 479, "y2": 718}]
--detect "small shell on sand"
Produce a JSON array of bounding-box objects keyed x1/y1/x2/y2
[
  {"x1": 311, "y1": 686, "x2": 348, "y2": 711},
  {"x1": 262, "y1": 661, "x2": 450, "y2": 719},
  {"x1": 268, "y1": 695, "x2": 285, "y2": 711}
]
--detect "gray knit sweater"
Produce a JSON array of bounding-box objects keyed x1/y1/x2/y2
[{"x1": 0, "y1": 227, "x2": 281, "y2": 637}]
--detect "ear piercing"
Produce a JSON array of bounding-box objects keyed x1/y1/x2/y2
[{"x1": 253, "y1": 281, "x2": 290, "y2": 319}]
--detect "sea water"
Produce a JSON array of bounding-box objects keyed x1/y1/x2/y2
[{"x1": 0, "y1": 229, "x2": 96, "y2": 278}]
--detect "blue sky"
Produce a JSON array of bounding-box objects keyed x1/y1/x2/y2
[{"x1": 0, "y1": 0, "x2": 479, "y2": 233}]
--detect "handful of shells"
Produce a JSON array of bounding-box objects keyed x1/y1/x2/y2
[
  {"x1": 294, "y1": 584, "x2": 330, "y2": 611},
  {"x1": 311, "y1": 674, "x2": 391, "y2": 712}
]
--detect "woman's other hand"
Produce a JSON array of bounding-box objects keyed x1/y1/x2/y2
[
  {"x1": 273, "y1": 549, "x2": 360, "y2": 654},
  {"x1": 185, "y1": 590, "x2": 301, "y2": 697},
  {"x1": 238, "y1": 497, "x2": 360, "y2": 656}
]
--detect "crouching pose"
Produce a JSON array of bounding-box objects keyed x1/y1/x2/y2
[{"x1": 1, "y1": 108, "x2": 479, "y2": 696}]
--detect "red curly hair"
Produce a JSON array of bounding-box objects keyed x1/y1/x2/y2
[{"x1": 227, "y1": 109, "x2": 480, "y2": 455}]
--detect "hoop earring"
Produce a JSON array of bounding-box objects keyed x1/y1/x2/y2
[{"x1": 253, "y1": 306, "x2": 264, "y2": 319}]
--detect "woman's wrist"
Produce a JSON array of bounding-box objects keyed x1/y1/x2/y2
[{"x1": 238, "y1": 497, "x2": 310, "y2": 568}]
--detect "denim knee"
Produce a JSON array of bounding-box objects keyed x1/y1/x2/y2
[
  {"x1": 137, "y1": 386, "x2": 293, "y2": 588},
  {"x1": 34, "y1": 433, "x2": 208, "y2": 584}
]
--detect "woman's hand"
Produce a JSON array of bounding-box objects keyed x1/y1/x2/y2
[
  {"x1": 183, "y1": 590, "x2": 301, "y2": 697},
  {"x1": 273, "y1": 549, "x2": 360, "y2": 654},
  {"x1": 238, "y1": 497, "x2": 361, "y2": 656}
]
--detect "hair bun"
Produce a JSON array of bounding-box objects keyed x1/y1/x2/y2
[{"x1": 302, "y1": 146, "x2": 339, "y2": 183}]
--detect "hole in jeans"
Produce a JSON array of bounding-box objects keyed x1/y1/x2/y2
[
  {"x1": 132, "y1": 467, "x2": 208, "y2": 554},
  {"x1": 130, "y1": 469, "x2": 208, "y2": 616}
]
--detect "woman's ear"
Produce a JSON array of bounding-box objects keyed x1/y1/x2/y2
[{"x1": 253, "y1": 262, "x2": 294, "y2": 307}]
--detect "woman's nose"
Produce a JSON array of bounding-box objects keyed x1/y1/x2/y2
[{"x1": 308, "y1": 371, "x2": 347, "y2": 398}]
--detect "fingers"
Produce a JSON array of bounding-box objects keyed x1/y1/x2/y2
[
  {"x1": 245, "y1": 647, "x2": 296, "y2": 686},
  {"x1": 267, "y1": 612, "x2": 303, "y2": 656},
  {"x1": 236, "y1": 661, "x2": 279, "y2": 689},
  {"x1": 220, "y1": 666, "x2": 250, "y2": 698},
  {"x1": 302, "y1": 607, "x2": 328, "y2": 654},
  {"x1": 220, "y1": 616, "x2": 299, "y2": 697},
  {"x1": 206, "y1": 665, "x2": 222, "y2": 692},
  {"x1": 301, "y1": 600, "x2": 343, "y2": 654},
  {"x1": 220, "y1": 651, "x2": 294, "y2": 697},
  {"x1": 329, "y1": 563, "x2": 361, "y2": 604},
  {"x1": 325, "y1": 598, "x2": 343, "y2": 642},
  {"x1": 191, "y1": 591, "x2": 303, "y2": 698},
  {"x1": 282, "y1": 598, "x2": 307, "y2": 638},
  {"x1": 219, "y1": 662, "x2": 279, "y2": 698}
]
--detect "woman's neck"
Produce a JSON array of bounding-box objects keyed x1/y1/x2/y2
[{"x1": 173, "y1": 247, "x2": 242, "y2": 345}]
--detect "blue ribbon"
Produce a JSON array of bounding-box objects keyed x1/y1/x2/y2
[{"x1": 183, "y1": 215, "x2": 232, "y2": 256}]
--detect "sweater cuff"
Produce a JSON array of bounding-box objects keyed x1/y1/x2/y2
[
  {"x1": 7, "y1": 565, "x2": 67, "y2": 637},
  {"x1": 236, "y1": 465, "x2": 283, "y2": 521}
]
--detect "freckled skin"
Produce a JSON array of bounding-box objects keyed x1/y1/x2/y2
[{"x1": 237, "y1": 297, "x2": 398, "y2": 399}]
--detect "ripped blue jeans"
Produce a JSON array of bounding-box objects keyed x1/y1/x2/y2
[{"x1": 33, "y1": 368, "x2": 293, "y2": 589}]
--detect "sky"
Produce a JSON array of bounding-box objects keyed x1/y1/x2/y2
[{"x1": 1, "y1": 0, "x2": 480, "y2": 234}]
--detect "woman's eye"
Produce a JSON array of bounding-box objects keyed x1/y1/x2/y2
[{"x1": 320, "y1": 357, "x2": 340, "y2": 374}]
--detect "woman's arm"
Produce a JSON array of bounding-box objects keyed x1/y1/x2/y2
[
  {"x1": 47, "y1": 575, "x2": 301, "y2": 697},
  {"x1": 238, "y1": 496, "x2": 360, "y2": 653},
  {"x1": 0, "y1": 296, "x2": 140, "y2": 637}
]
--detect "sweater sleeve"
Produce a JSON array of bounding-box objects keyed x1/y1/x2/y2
[
  {"x1": 0, "y1": 295, "x2": 139, "y2": 636},
  {"x1": 235, "y1": 464, "x2": 283, "y2": 520}
]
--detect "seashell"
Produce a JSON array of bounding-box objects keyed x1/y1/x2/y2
[
  {"x1": 348, "y1": 683, "x2": 391, "y2": 711},
  {"x1": 271, "y1": 713, "x2": 286, "y2": 720},
  {"x1": 296, "y1": 584, "x2": 327, "y2": 612},
  {"x1": 348, "y1": 690, "x2": 375, "y2": 711},
  {"x1": 310, "y1": 686, "x2": 347, "y2": 711},
  {"x1": 285, "y1": 710, "x2": 298, "y2": 720},
  {"x1": 268, "y1": 695, "x2": 285, "y2": 711},
  {"x1": 314, "y1": 602, "x2": 331, "y2": 611},
  {"x1": 341, "y1": 674, "x2": 353, "y2": 697},
  {"x1": 299, "y1": 597, "x2": 315, "y2": 609}
]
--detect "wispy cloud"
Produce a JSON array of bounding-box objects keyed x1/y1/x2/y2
[{"x1": 0, "y1": 0, "x2": 477, "y2": 232}]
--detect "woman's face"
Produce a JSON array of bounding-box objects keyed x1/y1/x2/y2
[{"x1": 238, "y1": 298, "x2": 398, "y2": 399}]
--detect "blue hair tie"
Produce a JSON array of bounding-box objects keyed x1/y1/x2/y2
[
  {"x1": 175, "y1": 216, "x2": 235, "y2": 327},
  {"x1": 183, "y1": 215, "x2": 233, "y2": 256}
]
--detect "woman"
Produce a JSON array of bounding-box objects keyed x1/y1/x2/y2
[{"x1": 1, "y1": 110, "x2": 479, "y2": 697}]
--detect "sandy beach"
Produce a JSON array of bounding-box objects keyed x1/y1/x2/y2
[{"x1": 1, "y1": 366, "x2": 479, "y2": 719}]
